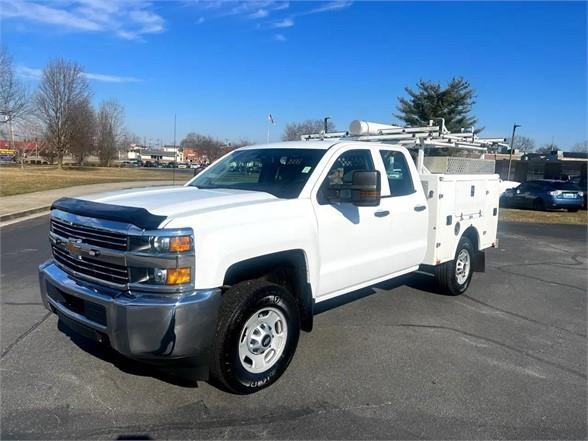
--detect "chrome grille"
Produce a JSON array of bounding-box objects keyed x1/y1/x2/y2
[
  {"x1": 51, "y1": 244, "x2": 129, "y2": 285},
  {"x1": 51, "y1": 217, "x2": 128, "y2": 251}
]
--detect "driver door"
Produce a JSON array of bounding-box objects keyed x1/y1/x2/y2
[{"x1": 312, "y1": 147, "x2": 399, "y2": 298}]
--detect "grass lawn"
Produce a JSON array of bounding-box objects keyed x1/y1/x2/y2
[
  {"x1": 500, "y1": 208, "x2": 587, "y2": 225},
  {"x1": 0, "y1": 165, "x2": 193, "y2": 196}
]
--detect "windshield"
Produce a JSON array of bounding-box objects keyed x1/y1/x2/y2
[{"x1": 188, "y1": 148, "x2": 326, "y2": 198}]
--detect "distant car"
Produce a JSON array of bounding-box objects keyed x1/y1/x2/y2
[
  {"x1": 570, "y1": 175, "x2": 587, "y2": 209},
  {"x1": 143, "y1": 161, "x2": 154, "y2": 168},
  {"x1": 191, "y1": 165, "x2": 207, "y2": 176},
  {"x1": 501, "y1": 179, "x2": 584, "y2": 212},
  {"x1": 177, "y1": 163, "x2": 188, "y2": 169},
  {"x1": 498, "y1": 179, "x2": 520, "y2": 195}
]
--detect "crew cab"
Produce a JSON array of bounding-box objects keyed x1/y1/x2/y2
[{"x1": 39, "y1": 135, "x2": 500, "y2": 394}]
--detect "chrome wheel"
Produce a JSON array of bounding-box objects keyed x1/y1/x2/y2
[
  {"x1": 238, "y1": 307, "x2": 288, "y2": 374},
  {"x1": 455, "y1": 248, "x2": 471, "y2": 285}
]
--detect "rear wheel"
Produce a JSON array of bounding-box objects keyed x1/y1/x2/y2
[
  {"x1": 435, "y1": 236, "x2": 474, "y2": 296},
  {"x1": 209, "y1": 280, "x2": 300, "y2": 394}
]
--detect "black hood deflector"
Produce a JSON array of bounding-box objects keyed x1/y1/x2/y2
[{"x1": 51, "y1": 197, "x2": 167, "y2": 230}]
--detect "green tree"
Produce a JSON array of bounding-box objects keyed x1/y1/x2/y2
[{"x1": 395, "y1": 77, "x2": 479, "y2": 132}]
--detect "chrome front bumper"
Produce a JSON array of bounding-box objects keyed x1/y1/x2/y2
[{"x1": 39, "y1": 260, "x2": 222, "y2": 362}]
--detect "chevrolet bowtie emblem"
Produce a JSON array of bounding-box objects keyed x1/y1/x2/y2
[{"x1": 64, "y1": 238, "x2": 83, "y2": 258}]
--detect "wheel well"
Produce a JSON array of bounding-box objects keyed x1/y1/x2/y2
[
  {"x1": 462, "y1": 226, "x2": 479, "y2": 252},
  {"x1": 223, "y1": 250, "x2": 314, "y2": 332},
  {"x1": 461, "y1": 226, "x2": 485, "y2": 272}
]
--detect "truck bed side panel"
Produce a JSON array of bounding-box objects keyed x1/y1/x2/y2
[{"x1": 420, "y1": 174, "x2": 500, "y2": 265}]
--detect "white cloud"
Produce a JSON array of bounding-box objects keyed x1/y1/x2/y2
[
  {"x1": 16, "y1": 66, "x2": 43, "y2": 80},
  {"x1": 248, "y1": 9, "x2": 269, "y2": 19},
  {"x1": 299, "y1": 1, "x2": 353, "y2": 16},
  {"x1": 190, "y1": 1, "x2": 290, "y2": 20},
  {"x1": 273, "y1": 33, "x2": 286, "y2": 42},
  {"x1": 0, "y1": 0, "x2": 165, "y2": 40},
  {"x1": 83, "y1": 72, "x2": 141, "y2": 83},
  {"x1": 17, "y1": 65, "x2": 140, "y2": 83},
  {"x1": 271, "y1": 18, "x2": 294, "y2": 28}
]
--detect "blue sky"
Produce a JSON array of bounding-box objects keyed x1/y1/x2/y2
[{"x1": 2, "y1": 1, "x2": 586, "y2": 147}]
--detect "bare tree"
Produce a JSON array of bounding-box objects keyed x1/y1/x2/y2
[
  {"x1": 120, "y1": 129, "x2": 141, "y2": 148},
  {"x1": 505, "y1": 135, "x2": 536, "y2": 153},
  {"x1": 180, "y1": 132, "x2": 223, "y2": 161},
  {"x1": 96, "y1": 100, "x2": 124, "y2": 166},
  {"x1": 69, "y1": 98, "x2": 96, "y2": 164},
  {"x1": 282, "y1": 119, "x2": 336, "y2": 141},
  {"x1": 572, "y1": 141, "x2": 587, "y2": 153},
  {"x1": 35, "y1": 58, "x2": 91, "y2": 168},
  {"x1": 1, "y1": 47, "x2": 30, "y2": 167},
  {"x1": 536, "y1": 142, "x2": 559, "y2": 154}
]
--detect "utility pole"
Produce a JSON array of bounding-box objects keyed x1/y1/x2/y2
[
  {"x1": 507, "y1": 123, "x2": 521, "y2": 180},
  {"x1": 324, "y1": 116, "x2": 331, "y2": 134}
]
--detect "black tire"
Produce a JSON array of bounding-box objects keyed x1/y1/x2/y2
[
  {"x1": 435, "y1": 236, "x2": 475, "y2": 296},
  {"x1": 567, "y1": 208, "x2": 579, "y2": 213},
  {"x1": 209, "y1": 280, "x2": 300, "y2": 394},
  {"x1": 533, "y1": 198, "x2": 545, "y2": 211}
]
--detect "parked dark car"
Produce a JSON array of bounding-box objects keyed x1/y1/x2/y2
[
  {"x1": 500, "y1": 179, "x2": 584, "y2": 212},
  {"x1": 570, "y1": 175, "x2": 587, "y2": 209}
]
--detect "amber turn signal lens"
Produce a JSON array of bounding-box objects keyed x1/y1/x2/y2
[
  {"x1": 169, "y1": 236, "x2": 192, "y2": 252},
  {"x1": 166, "y1": 267, "x2": 191, "y2": 285}
]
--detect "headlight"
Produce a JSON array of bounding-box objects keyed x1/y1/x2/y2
[
  {"x1": 151, "y1": 235, "x2": 193, "y2": 253},
  {"x1": 549, "y1": 190, "x2": 562, "y2": 196},
  {"x1": 578, "y1": 191, "x2": 584, "y2": 197},
  {"x1": 150, "y1": 267, "x2": 191, "y2": 285}
]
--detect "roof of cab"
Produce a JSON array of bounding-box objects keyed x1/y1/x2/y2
[{"x1": 237, "y1": 140, "x2": 340, "y2": 150}]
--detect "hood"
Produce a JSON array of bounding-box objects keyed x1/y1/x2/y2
[{"x1": 79, "y1": 185, "x2": 278, "y2": 218}]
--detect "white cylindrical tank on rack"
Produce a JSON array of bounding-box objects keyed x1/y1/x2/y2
[{"x1": 349, "y1": 120, "x2": 402, "y2": 136}]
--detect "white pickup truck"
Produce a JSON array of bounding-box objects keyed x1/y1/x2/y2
[{"x1": 39, "y1": 125, "x2": 500, "y2": 394}]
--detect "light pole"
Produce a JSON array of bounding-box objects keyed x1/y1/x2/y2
[
  {"x1": 173, "y1": 114, "x2": 177, "y2": 185},
  {"x1": 324, "y1": 116, "x2": 331, "y2": 134},
  {"x1": 507, "y1": 123, "x2": 521, "y2": 180}
]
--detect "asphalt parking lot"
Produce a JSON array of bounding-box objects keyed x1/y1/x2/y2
[{"x1": 1, "y1": 217, "x2": 586, "y2": 439}]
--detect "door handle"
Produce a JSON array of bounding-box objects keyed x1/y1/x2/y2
[
  {"x1": 414, "y1": 205, "x2": 427, "y2": 212},
  {"x1": 374, "y1": 210, "x2": 390, "y2": 218}
]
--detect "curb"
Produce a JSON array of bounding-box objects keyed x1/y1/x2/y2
[{"x1": 0, "y1": 205, "x2": 52, "y2": 222}]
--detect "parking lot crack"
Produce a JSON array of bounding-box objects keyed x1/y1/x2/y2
[
  {"x1": 461, "y1": 294, "x2": 586, "y2": 338},
  {"x1": 495, "y1": 265, "x2": 585, "y2": 292},
  {"x1": 390, "y1": 323, "x2": 587, "y2": 380},
  {"x1": 1, "y1": 311, "x2": 51, "y2": 359}
]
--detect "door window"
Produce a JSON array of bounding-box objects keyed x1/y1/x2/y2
[
  {"x1": 379, "y1": 150, "x2": 415, "y2": 196},
  {"x1": 318, "y1": 149, "x2": 374, "y2": 204}
]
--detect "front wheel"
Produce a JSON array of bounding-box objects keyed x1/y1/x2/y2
[
  {"x1": 567, "y1": 208, "x2": 579, "y2": 213},
  {"x1": 435, "y1": 236, "x2": 475, "y2": 296},
  {"x1": 209, "y1": 280, "x2": 300, "y2": 394}
]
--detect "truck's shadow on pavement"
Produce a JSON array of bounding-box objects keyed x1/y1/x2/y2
[
  {"x1": 57, "y1": 272, "x2": 443, "y2": 387},
  {"x1": 314, "y1": 271, "x2": 445, "y2": 315},
  {"x1": 57, "y1": 320, "x2": 201, "y2": 388}
]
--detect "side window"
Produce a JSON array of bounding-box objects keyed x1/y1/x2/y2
[
  {"x1": 379, "y1": 150, "x2": 415, "y2": 196},
  {"x1": 318, "y1": 149, "x2": 374, "y2": 204}
]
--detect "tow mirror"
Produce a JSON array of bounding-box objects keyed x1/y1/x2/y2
[
  {"x1": 351, "y1": 170, "x2": 381, "y2": 206},
  {"x1": 325, "y1": 170, "x2": 381, "y2": 206}
]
